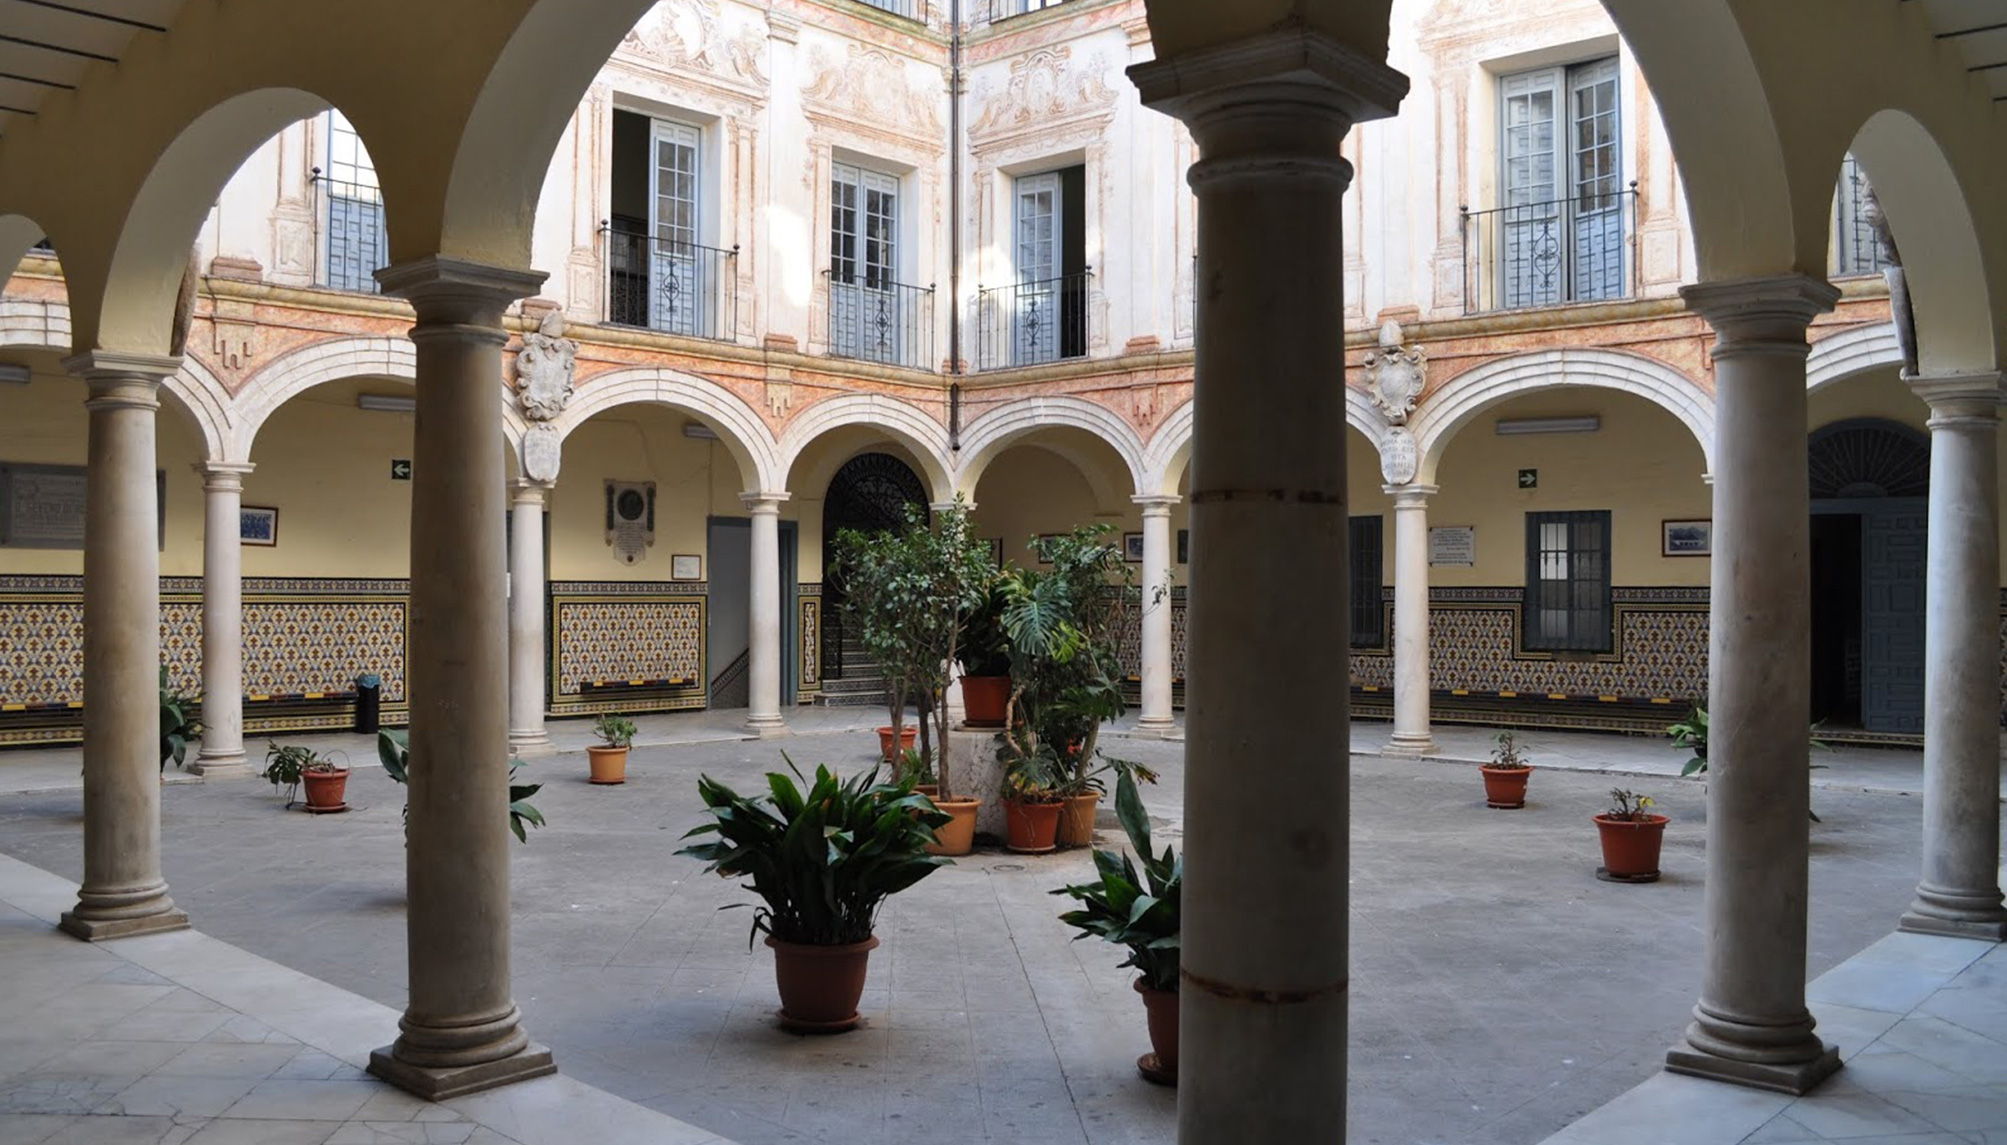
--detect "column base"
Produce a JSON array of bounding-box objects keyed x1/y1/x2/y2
[
  {"x1": 1381, "y1": 734, "x2": 1435, "y2": 757},
  {"x1": 368, "y1": 1041, "x2": 555, "y2": 1101},
  {"x1": 59, "y1": 905, "x2": 190, "y2": 942},
  {"x1": 506, "y1": 731, "x2": 556, "y2": 758},
  {"x1": 744, "y1": 715, "x2": 789, "y2": 738},
  {"x1": 1132, "y1": 717, "x2": 1177, "y2": 739},
  {"x1": 1664, "y1": 1040, "x2": 1841, "y2": 1096},
  {"x1": 1899, "y1": 907, "x2": 2007, "y2": 942},
  {"x1": 187, "y1": 753, "x2": 252, "y2": 780}
]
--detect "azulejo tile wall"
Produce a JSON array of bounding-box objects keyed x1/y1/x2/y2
[
  {"x1": 549, "y1": 581, "x2": 707, "y2": 717},
  {"x1": 1114, "y1": 588, "x2": 1188, "y2": 684},
  {"x1": 798, "y1": 585, "x2": 822, "y2": 699}
]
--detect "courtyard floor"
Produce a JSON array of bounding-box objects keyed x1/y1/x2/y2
[{"x1": 0, "y1": 719, "x2": 1999, "y2": 1144}]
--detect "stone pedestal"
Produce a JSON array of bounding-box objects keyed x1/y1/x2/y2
[
  {"x1": 60, "y1": 353, "x2": 191, "y2": 941},
  {"x1": 944, "y1": 724, "x2": 1011, "y2": 840},
  {"x1": 1663, "y1": 274, "x2": 1841, "y2": 1095},
  {"x1": 190, "y1": 461, "x2": 256, "y2": 779}
]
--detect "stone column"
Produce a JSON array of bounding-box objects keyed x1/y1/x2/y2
[
  {"x1": 1664, "y1": 274, "x2": 1842, "y2": 1094},
  {"x1": 744, "y1": 492, "x2": 788, "y2": 736},
  {"x1": 507, "y1": 480, "x2": 553, "y2": 756},
  {"x1": 1134, "y1": 495, "x2": 1179, "y2": 735},
  {"x1": 1384, "y1": 483, "x2": 1436, "y2": 755},
  {"x1": 1130, "y1": 33, "x2": 1406, "y2": 1143},
  {"x1": 59, "y1": 352, "x2": 191, "y2": 941},
  {"x1": 189, "y1": 462, "x2": 256, "y2": 778},
  {"x1": 367, "y1": 257, "x2": 555, "y2": 1099},
  {"x1": 1899, "y1": 373, "x2": 2007, "y2": 940}
]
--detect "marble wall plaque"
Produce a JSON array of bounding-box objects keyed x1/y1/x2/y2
[
  {"x1": 1429, "y1": 525, "x2": 1475, "y2": 568},
  {"x1": 0, "y1": 462, "x2": 165, "y2": 550}
]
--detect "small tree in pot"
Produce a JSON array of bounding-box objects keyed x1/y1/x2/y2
[
  {"x1": 1053, "y1": 770, "x2": 1180, "y2": 1085},
  {"x1": 677, "y1": 756, "x2": 950, "y2": 1031},
  {"x1": 1480, "y1": 730, "x2": 1533, "y2": 809}
]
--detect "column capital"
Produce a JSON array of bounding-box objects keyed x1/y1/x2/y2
[
  {"x1": 193, "y1": 461, "x2": 256, "y2": 491},
  {"x1": 1680, "y1": 274, "x2": 1839, "y2": 359},
  {"x1": 928, "y1": 500, "x2": 967, "y2": 515},
  {"x1": 508, "y1": 478, "x2": 553, "y2": 504},
  {"x1": 1384, "y1": 483, "x2": 1438, "y2": 504},
  {"x1": 1128, "y1": 30, "x2": 1408, "y2": 141},
  {"x1": 1908, "y1": 372, "x2": 2003, "y2": 426},
  {"x1": 375, "y1": 256, "x2": 547, "y2": 329},
  {"x1": 60, "y1": 350, "x2": 182, "y2": 382},
  {"x1": 742, "y1": 491, "x2": 789, "y2": 514},
  {"x1": 1133, "y1": 494, "x2": 1181, "y2": 515}
]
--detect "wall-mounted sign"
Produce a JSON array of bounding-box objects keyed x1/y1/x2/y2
[
  {"x1": 1428, "y1": 525, "x2": 1475, "y2": 568},
  {"x1": 1517, "y1": 468, "x2": 1538, "y2": 489},
  {"x1": 390, "y1": 459, "x2": 412, "y2": 481},
  {"x1": 0, "y1": 462, "x2": 165, "y2": 550},
  {"x1": 605, "y1": 479, "x2": 656, "y2": 565}
]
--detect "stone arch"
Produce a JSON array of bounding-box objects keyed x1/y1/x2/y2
[
  {"x1": 1409, "y1": 347, "x2": 1714, "y2": 484},
  {"x1": 0, "y1": 295, "x2": 228, "y2": 462},
  {"x1": 0, "y1": 213, "x2": 49, "y2": 287},
  {"x1": 1807, "y1": 323, "x2": 1903, "y2": 394},
  {"x1": 1847, "y1": 109, "x2": 1997, "y2": 375},
  {"x1": 229, "y1": 335, "x2": 417, "y2": 462},
  {"x1": 1139, "y1": 386, "x2": 1383, "y2": 497},
  {"x1": 777, "y1": 393, "x2": 955, "y2": 504},
  {"x1": 551, "y1": 366, "x2": 780, "y2": 492},
  {"x1": 954, "y1": 396, "x2": 1148, "y2": 501}
]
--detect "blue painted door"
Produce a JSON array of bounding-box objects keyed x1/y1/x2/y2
[{"x1": 1861, "y1": 503, "x2": 1927, "y2": 734}]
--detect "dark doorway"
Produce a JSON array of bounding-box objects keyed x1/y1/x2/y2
[
  {"x1": 1809, "y1": 513, "x2": 1863, "y2": 726},
  {"x1": 706, "y1": 517, "x2": 800, "y2": 711},
  {"x1": 821, "y1": 452, "x2": 928, "y2": 687}
]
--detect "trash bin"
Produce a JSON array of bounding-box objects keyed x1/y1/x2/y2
[{"x1": 354, "y1": 673, "x2": 382, "y2": 735}]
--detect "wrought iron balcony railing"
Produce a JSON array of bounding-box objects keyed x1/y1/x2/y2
[
  {"x1": 826, "y1": 274, "x2": 935, "y2": 370},
  {"x1": 855, "y1": 0, "x2": 925, "y2": 20},
  {"x1": 313, "y1": 171, "x2": 388, "y2": 294},
  {"x1": 985, "y1": 0, "x2": 1071, "y2": 22},
  {"x1": 1460, "y1": 184, "x2": 1637, "y2": 315},
  {"x1": 604, "y1": 228, "x2": 737, "y2": 342},
  {"x1": 977, "y1": 271, "x2": 1090, "y2": 370}
]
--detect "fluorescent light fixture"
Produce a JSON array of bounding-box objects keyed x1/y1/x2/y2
[
  {"x1": 0, "y1": 362, "x2": 29, "y2": 385},
  {"x1": 356, "y1": 394, "x2": 417, "y2": 413},
  {"x1": 683, "y1": 422, "x2": 718, "y2": 440},
  {"x1": 1495, "y1": 415, "x2": 1600, "y2": 436}
]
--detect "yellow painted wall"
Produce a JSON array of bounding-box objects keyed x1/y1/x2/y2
[
  {"x1": 243, "y1": 379, "x2": 415, "y2": 578},
  {"x1": 972, "y1": 442, "x2": 1137, "y2": 571},
  {"x1": 1427, "y1": 387, "x2": 1714, "y2": 587}
]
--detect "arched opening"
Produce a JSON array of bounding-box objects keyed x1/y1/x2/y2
[
  {"x1": 1806, "y1": 409, "x2": 1931, "y2": 734},
  {"x1": 819, "y1": 451, "x2": 929, "y2": 696}
]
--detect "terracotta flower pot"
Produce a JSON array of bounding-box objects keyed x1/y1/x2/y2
[
  {"x1": 960, "y1": 676, "x2": 1010, "y2": 728},
  {"x1": 300, "y1": 767, "x2": 349, "y2": 811},
  {"x1": 766, "y1": 934, "x2": 878, "y2": 1033},
  {"x1": 1056, "y1": 791, "x2": 1100, "y2": 846},
  {"x1": 1135, "y1": 978, "x2": 1178, "y2": 1086},
  {"x1": 586, "y1": 745, "x2": 629, "y2": 785},
  {"x1": 1003, "y1": 798, "x2": 1063, "y2": 854},
  {"x1": 913, "y1": 783, "x2": 940, "y2": 799},
  {"x1": 1480, "y1": 765, "x2": 1531, "y2": 809},
  {"x1": 876, "y1": 725, "x2": 918, "y2": 763},
  {"x1": 926, "y1": 797, "x2": 980, "y2": 856},
  {"x1": 1595, "y1": 813, "x2": 1670, "y2": 879}
]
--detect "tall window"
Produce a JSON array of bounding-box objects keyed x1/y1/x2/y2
[
  {"x1": 828, "y1": 162, "x2": 905, "y2": 363},
  {"x1": 855, "y1": 0, "x2": 922, "y2": 19},
  {"x1": 319, "y1": 111, "x2": 386, "y2": 293},
  {"x1": 606, "y1": 110, "x2": 731, "y2": 340},
  {"x1": 1832, "y1": 153, "x2": 1892, "y2": 278},
  {"x1": 1349, "y1": 516, "x2": 1384, "y2": 649},
  {"x1": 992, "y1": 0, "x2": 1068, "y2": 21},
  {"x1": 981, "y1": 164, "x2": 1086, "y2": 369},
  {"x1": 1524, "y1": 510, "x2": 1611, "y2": 653},
  {"x1": 1495, "y1": 58, "x2": 1624, "y2": 308}
]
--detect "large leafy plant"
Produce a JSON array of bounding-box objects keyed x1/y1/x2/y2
[
  {"x1": 677, "y1": 756, "x2": 951, "y2": 947},
  {"x1": 159, "y1": 666, "x2": 201, "y2": 773},
  {"x1": 377, "y1": 729, "x2": 546, "y2": 843},
  {"x1": 1052, "y1": 771, "x2": 1180, "y2": 993},
  {"x1": 999, "y1": 525, "x2": 1134, "y2": 795},
  {"x1": 1666, "y1": 705, "x2": 1832, "y2": 822},
  {"x1": 831, "y1": 499, "x2": 993, "y2": 798}
]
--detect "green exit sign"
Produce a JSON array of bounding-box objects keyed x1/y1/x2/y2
[
  {"x1": 390, "y1": 459, "x2": 412, "y2": 481},
  {"x1": 1517, "y1": 469, "x2": 1538, "y2": 489}
]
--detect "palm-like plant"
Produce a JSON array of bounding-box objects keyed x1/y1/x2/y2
[
  {"x1": 159, "y1": 666, "x2": 201, "y2": 773},
  {"x1": 1000, "y1": 525, "x2": 1133, "y2": 794},
  {"x1": 1052, "y1": 771, "x2": 1180, "y2": 992},
  {"x1": 376, "y1": 729, "x2": 546, "y2": 843},
  {"x1": 677, "y1": 756, "x2": 952, "y2": 947}
]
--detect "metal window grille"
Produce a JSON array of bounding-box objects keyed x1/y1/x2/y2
[
  {"x1": 1524, "y1": 510, "x2": 1612, "y2": 653},
  {"x1": 603, "y1": 226, "x2": 737, "y2": 341},
  {"x1": 826, "y1": 163, "x2": 931, "y2": 368},
  {"x1": 1833, "y1": 153, "x2": 1892, "y2": 278},
  {"x1": 316, "y1": 111, "x2": 386, "y2": 293},
  {"x1": 854, "y1": 0, "x2": 924, "y2": 19},
  {"x1": 1349, "y1": 515, "x2": 1384, "y2": 649},
  {"x1": 986, "y1": 0, "x2": 1069, "y2": 22}
]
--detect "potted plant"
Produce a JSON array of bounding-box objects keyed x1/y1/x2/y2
[
  {"x1": 958, "y1": 582, "x2": 1012, "y2": 728},
  {"x1": 159, "y1": 665, "x2": 201, "y2": 774},
  {"x1": 1000, "y1": 746, "x2": 1068, "y2": 853},
  {"x1": 832, "y1": 499, "x2": 993, "y2": 855},
  {"x1": 1480, "y1": 730, "x2": 1532, "y2": 809},
  {"x1": 260, "y1": 740, "x2": 348, "y2": 811},
  {"x1": 894, "y1": 746, "x2": 937, "y2": 798},
  {"x1": 587, "y1": 713, "x2": 636, "y2": 785},
  {"x1": 1669, "y1": 705, "x2": 1831, "y2": 821},
  {"x1": 1594, "y1": 788, "x2": 1669, "y2": 882},
  {"x1": 1053, "y1": 771, "x2": 1180, "y2": 1085},
  {"x1": 377, "y1": 729, "x2": 546, "y2": 843},
  {"x1": 677, "y1": 756, "x2": 950, "y2": 1032}
]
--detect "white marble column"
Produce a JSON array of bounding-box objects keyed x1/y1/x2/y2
[
  {"x1": 1384, "y1": 483, "x2": 1436, "y2": 755},
  {"x1": 1899, "y1": 373, "x2": 2007, "y2": 940},
  {"x1": 1664, "y1": 274, "x2": 1842, "y2": 1095},
  {"x1": 367, "y1": 256, "x2": 555, "y2": 1099},
  {"x1": 744, "y1": 492, "x2": 788, "y2": 736},
  {"x1": 59, "y1": 352, "x2": 190, "y2": 941},
  {"x1": 189, "y1": 461, "x2": 255, "y2": 778},
  {"x1": 1134, "y1": 495, "x2": 1179, "y2": 735},
  {"x1": 507, "y1": 480, "x2": 553, "y2": 756},
  {"x1": 1131, "y1": 33, "x2": 1406, "y2": 1143}
]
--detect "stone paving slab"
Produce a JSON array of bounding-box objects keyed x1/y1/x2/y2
[{"x1": 0, "y1": 725, "x2": 1965, "y2": 1144}]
